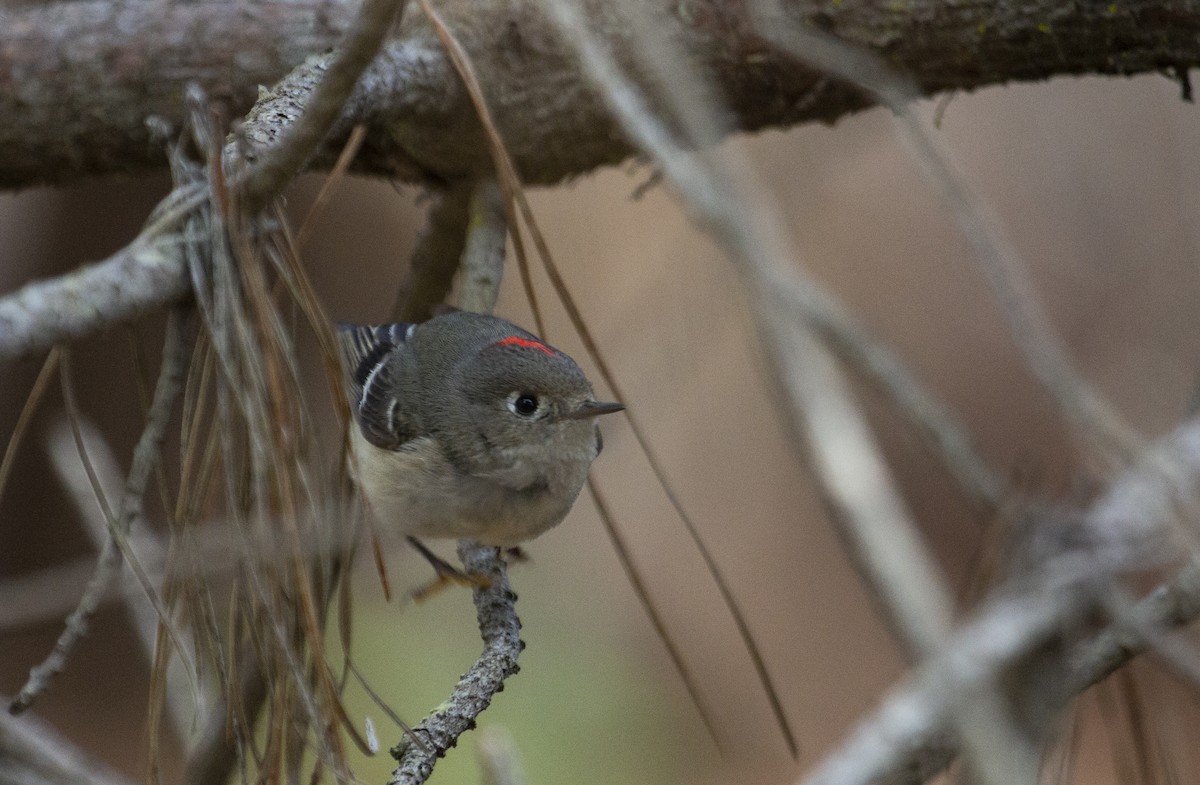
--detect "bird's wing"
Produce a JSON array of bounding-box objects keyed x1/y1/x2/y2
[{"x1": 337, "y1": 323, "x2": 421, "y2": 450}]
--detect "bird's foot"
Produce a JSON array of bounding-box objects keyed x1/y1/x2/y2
[{"x1": 407, "y1": 536, "x2": 492, "y2": 602}]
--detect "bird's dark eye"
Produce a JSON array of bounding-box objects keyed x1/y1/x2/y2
[{"x1": 509, "y1": 392, "x2": 540, "y2": 417}]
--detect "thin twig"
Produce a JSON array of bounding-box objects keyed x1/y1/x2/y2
[
  {"x1": 45, "y1": 418, "x2": 193, "y2": 744},
  {"x1": 10, "y1": 306, "x2": 194, "y2": 714},
  {"x1": 387, "y1": 542, "x2": 522, "y2": 785}
]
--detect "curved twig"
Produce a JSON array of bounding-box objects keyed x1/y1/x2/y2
[{"x1": 387, "y1": 542, "x2": 522, "y2": 785}]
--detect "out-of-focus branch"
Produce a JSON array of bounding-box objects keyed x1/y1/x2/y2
[
  {"x1": 387, "y1": 542, "x2": 522, "y2": 785},
  {"x1": 751, "y1": 5, "x2": 1141, "y2": 461},
  {"x1": 799, "y1": 419, "x2": 1200, "y2": 785},
  {"x1": 390, "y1": 181, "x2": 473, "y2": 322},
  {"x1": 477, "y1": 727, "x2": 528, "y2": 785},
  {"x1": 3, "y1": 0, "x2": 1200, "y2": 189},
  {"x1": 0, "y1": 234, "x2": 191, "y2": 363},
  {"x1": 542, "y1": 3, "x2": 1039, "y2": 780},
  {"x1": 799, "y1": 556, "x2": 1200, "y2": 785},
  {"x1": 779, "y1": 282, "x2": 1006, "y2": 513},
  {"x1": 0, "y1": 709, "x2": 134, "y2": 785},
  {"x1": 457, "y1": 179, "x2": 508, "y2": 316},
  {"x1": 10, "y1": 307, "x2": 194, "y2": 714}
]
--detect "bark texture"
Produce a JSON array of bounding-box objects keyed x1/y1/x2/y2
[{"x1": 2, "y1": 0, "x2": 1198, "y2": 189}]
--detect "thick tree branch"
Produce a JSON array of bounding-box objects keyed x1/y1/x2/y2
[{"x1": 2, "y1": 0, "x2": 1198, "y2": 189}]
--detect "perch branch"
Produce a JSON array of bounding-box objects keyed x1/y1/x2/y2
[
  {"x1": 386, "y1": 157, "x2": 522, "y2": 784},
  {"x1": 387, "y1": 542, "x2": 522, "y2": 785}
]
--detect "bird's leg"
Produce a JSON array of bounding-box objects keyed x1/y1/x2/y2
[
  {"x1": 503, "y1": 546, "x2": 529, "y2": 563},
  {"x1": 408, "y1": 536, "x2": 492, "y2": 601}
]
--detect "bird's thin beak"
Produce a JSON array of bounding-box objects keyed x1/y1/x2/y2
[{"x1": 564, "y1": 400, "x2": 625, "y2": 420}]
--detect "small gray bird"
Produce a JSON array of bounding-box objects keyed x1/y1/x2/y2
[{"x1": 338, "y1": 310, "x2": 623, "y2": 548}]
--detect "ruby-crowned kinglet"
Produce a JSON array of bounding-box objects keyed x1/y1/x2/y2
[{"x1": 339, "y1": 311, "x2": 623, "y2": 546}]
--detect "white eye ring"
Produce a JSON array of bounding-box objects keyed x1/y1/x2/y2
[{"x1": 507, "y1": 391, "x2": 541, "y2": 417}]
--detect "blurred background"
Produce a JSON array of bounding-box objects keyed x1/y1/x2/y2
[{"x1": 3, "y1": 72, "x2": 1200, "y2": 785}]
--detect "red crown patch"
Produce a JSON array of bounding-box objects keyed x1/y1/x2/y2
[{"x1": 493, "y1": 335, "x2": 555, "y2": 357}]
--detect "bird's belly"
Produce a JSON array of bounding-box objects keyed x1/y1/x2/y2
[{"x1": 351, "y1": 432, "x2": 572, "y2": 546}]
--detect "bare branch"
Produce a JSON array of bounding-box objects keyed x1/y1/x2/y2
[
  {"x1": 799, "y1": 556, "x2": 1200, "y2": 785},
  {"x1": 236, "y1": 0, "x2": 409, "y2": 209},
  {"x1": 778, "y1": 282, "x2": 1006, "y2": 513},
  {"x1": 800, "y1": 418, "x2": 1200, "y2": 785},
  {"x1": 0, "y1": 709, "x2": 134, "y2": 785},
  {"x1": 751, "y1": 5, "x2": 1141, "y2": 461},
  {"x1": 3, "y1": 0, "x2": 1200, "y2": 188},
  {"x1": 9, "y1": 307, "x2": 194, "y2": 714},
  {"x1": 387, "y1": 542, "x2": 522, "y2": 785},
  {"x1": 0, "y1": 235, "x2": 191, "y2": 363},
  {"x1": 390, "y1": 181, "x2": 473, "y2": 322},
  {"x1": 1, "y1": 0, "x2": 405, "y2": 361},
  {"x1": 457, "y1": 179, "x2": 508, "y2": 316}
]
